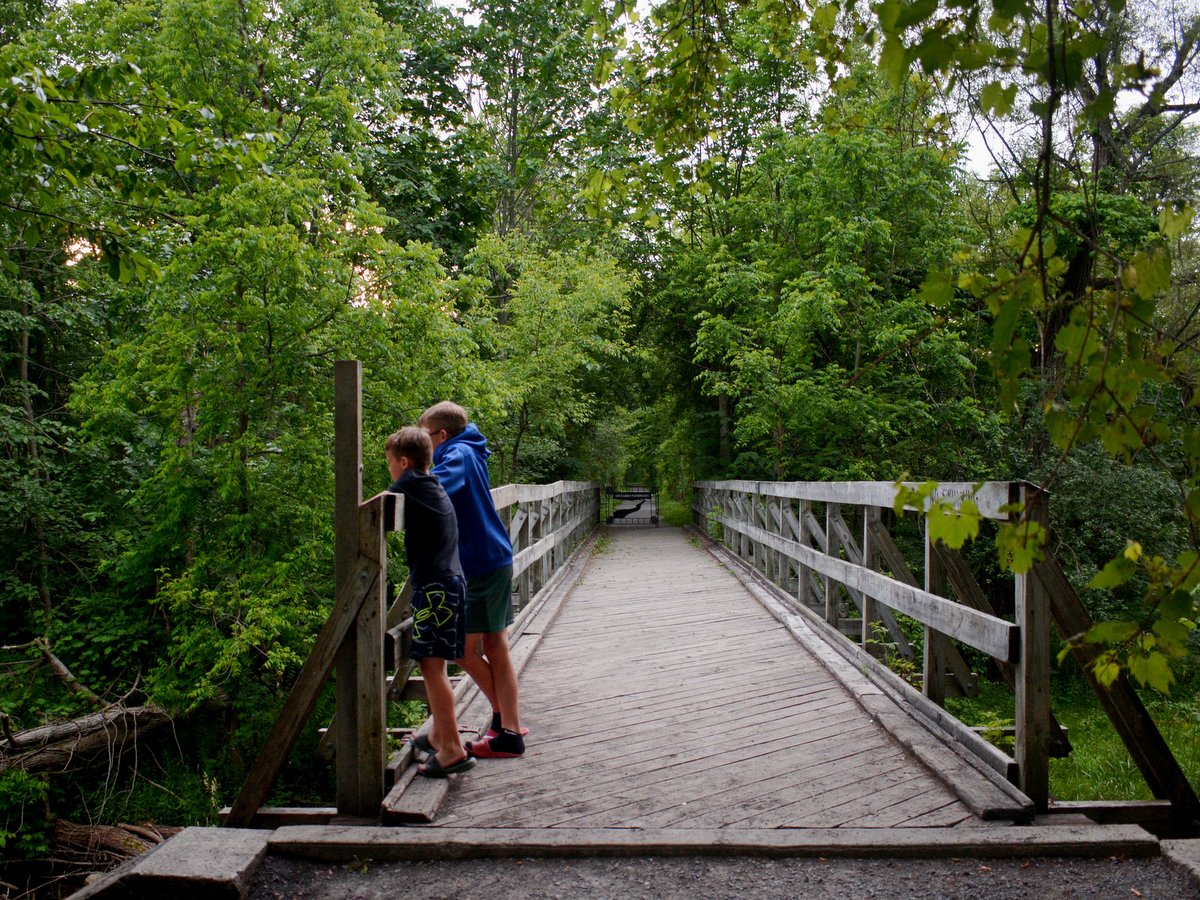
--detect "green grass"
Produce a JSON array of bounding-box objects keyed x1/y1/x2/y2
[
  {"x1": 658, "y1": 496, "x2": 694, "y2": 527},
  {"x1": 947, "y1": 676, "x2": 1200, "y2": 801}
]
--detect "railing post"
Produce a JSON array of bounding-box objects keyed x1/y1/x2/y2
[
  {"x1": 798, "y1": 499, "x2": 812, "y2": 608},
  {"x1": 348, "y1": 497, "x2": 387, "y2": 815},
  {"x1": 538, "y1": 496, "x2": 552, "y2": 590},
  {"x1": 824, "y1": 502, "x2": 838, "y2": 626},
  {"x1": 1015, "y1": 483, "x2": 1051, "y2": 810},
  {"x1": 923, "y1": 526, "x2": 949, "y2": 706},
  {"x1": 772, "y1": 496, "x2": 785, "y2": 586},
  {"x1": 333, "y1": 360, "x2": 372, "y2": 815},
  {"x1": 862, "y1": 506, "x2": 881, "y2": 656},
  {"x1": 520, "y1": 496, "x2": 535, "y2": 608}
]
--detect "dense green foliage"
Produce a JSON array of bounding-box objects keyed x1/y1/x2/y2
[{"x1": 1, "y1": 0, "x2": 1198, "y2": 860}]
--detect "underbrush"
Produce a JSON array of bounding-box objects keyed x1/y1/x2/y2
[
  {"x1": 657, "y1": 496, "x2": 693, "y2": 527},
  {"x1": 947, "y1": 674, "x2": 1200, "y2": 801}
]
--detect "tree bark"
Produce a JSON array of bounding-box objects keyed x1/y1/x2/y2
[{"x1": 1, "y1": 706, "x2": 174, "y2": 774}]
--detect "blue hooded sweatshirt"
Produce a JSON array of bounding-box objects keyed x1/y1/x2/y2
[{"x1": 431, "y1": 423, "x2": 513, "y2": 579}]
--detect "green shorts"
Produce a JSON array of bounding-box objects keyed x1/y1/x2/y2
[{"x1": 464, "y1": 565, "x2": 514, "y2": 634}]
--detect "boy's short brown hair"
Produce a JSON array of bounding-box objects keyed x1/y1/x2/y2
[
  {"x1": 419, "y1": 401, "x2": 468, "y2": 437},
  {"x1": 386, "y1": 426, "x2": 433, "y2": 471}
]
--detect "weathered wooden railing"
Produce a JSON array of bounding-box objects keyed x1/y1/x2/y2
[
  {"x1": 495, "y1": 480, "x2": 601, "y2": 613},
  {"x1": 223, "y1": 362, "x2": 599, "y2": 827},
  {"x1": 694, "y1": 479, "x2": 1200, "y2": 827}
]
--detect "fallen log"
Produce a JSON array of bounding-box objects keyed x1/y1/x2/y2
[
  {"x1": 53, "y1": 819, "x2": 181, "y2": 868},
  {"x1": 0, "y1": 705, "x2": 174, "y2": 774}
]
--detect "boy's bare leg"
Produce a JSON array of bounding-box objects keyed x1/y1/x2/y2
[
  {"x1": 455, "y1": 633, "x2": 498, "y2": 715},
  {"x1": 418, "y1": 656, "x2": 467, "y2": 766},
  {"x1": 481, "y1": 630, "x2": 521, "y2": 733}
]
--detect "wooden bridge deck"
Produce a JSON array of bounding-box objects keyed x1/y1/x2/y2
[{"x1": 434, "y1": 526, "x2": 1008, "y2": 831}]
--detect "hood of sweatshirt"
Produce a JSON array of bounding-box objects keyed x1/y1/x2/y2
[{"x1": 435, "y1": 422, "x2": 490, "y2": 465}]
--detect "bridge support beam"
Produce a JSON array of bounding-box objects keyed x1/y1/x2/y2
[{"x1": 1014, "y1": 484, "x2": 1051, "y2": 811}]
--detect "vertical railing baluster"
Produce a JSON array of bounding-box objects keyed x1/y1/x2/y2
[{"x1": 923, "y1": 524, "x2": 949, "y2": 707}]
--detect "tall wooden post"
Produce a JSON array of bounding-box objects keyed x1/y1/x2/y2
[
  {"x1": 333, "y1": 361, "x2": 385, "y2": 817},
  {"x1": 923, "y1": 527, "x2": 949, "y2": 706},
  {"x1": 1015, "y1": 483, "x2": 1050, "y2": 810}
]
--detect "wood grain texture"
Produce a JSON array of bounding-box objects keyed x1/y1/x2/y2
[{"x1": 436, "y1": 527, "x2": 979, "y2": 830}]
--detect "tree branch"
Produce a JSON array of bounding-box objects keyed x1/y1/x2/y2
[{"x1": 37, "y1": 639, "x2": 104, "y2": 708}]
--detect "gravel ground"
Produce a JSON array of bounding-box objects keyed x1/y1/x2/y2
[{"x1": 249, "y1": 853, "x2": 1200, "y2": 899}]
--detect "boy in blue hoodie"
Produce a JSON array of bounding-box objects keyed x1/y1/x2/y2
[
  {"x1": 419, "y1": 401, "x2": 526, "y2": 758},
  {"x1": 386, "y1": 427, "x2": 475, "y2": 777}
]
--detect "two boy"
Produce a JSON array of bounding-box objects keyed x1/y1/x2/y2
[
  {"x1": 385, "y1": 427, "x2": 474, "y2": 778},
  {"x1": 385, "y1": 402, "x2": 524, "y2": 777}
]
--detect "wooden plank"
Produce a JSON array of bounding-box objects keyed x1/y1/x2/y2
[
  {"x1": 318, "y1": 588, "x2": 411, "y2": 762},
  {"x1": 824, "y1": 503, "x2": 840, "y2": 625},
  {"x1": 861, "y1": 507, "x2": 881, "y2": 653},
  {"x1": 437, "y1": 528, "x2": 988, "y2": 833},
  {"x1": 828, "y1": 510, "x2": 914, "y2": 659},
  {"x1": 217, "y1": 807, "x2": 338, "y2": 827},
  {"x1": 380, "y1": 765, "x2": 451, "y2": 824},
  {"x1": 1038, "y1": 553, "x2": 1200, "y2": 825},
  {"x1": 456, "y1": 695, "x2": 873, "y2": 821},
  {"x1": 1050, "y1": 799, "x2": 1175, "y2": 826},
  {"x1": 633, "y1": 734, "x2": 900, "y2": 829},
  {"x1": 867, "y1": 520, "x2": 970, "y2": 686},
  {"x1": 507, "y1": 508, "x2": 528, "y2": 544},
  {"x1": 709, "y1": 508, "x2": 1018, "y2": 660},
  {"x1": 455, "y1": 711, "x2": 891, "y2": 828},
  {"x1": 511, "y1": 509, "x2": 595, "y2": 578},
  {"x1": 391, "y1": 673, "x2": 462, "y2": 702},
  {"x1": 380, "y1": 527, "x2": 600, "y2": 822},
  {"x1": 268, "y1": 823, "x2": 1160, "y2": 860},
  {"x1": 341, "y1": 499, "x2": 389, "y2": 818}
]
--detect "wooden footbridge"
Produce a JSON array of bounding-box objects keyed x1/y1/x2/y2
[{"x1": 213, "y1": 363, "x2": 1198, "y2": 865}]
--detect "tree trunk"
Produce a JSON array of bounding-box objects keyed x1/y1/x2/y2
[
  {"x1": 718, "y1": 394, "x2": 732, "y2": 464},
  {"x1": 54, "y1": 819, "x2": 181, "y2": 869},
  {"x1": 1, "y1": 706, "x2": 174, "y2": 774}
]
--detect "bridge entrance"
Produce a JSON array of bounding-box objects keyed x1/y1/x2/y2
[{"x1": 604, "y1": 485, "x2": 659, "y2": 525}]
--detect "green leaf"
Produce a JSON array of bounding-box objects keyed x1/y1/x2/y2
[
  {"x1": 996, "y1": 519, "x2": 1046, "y2": 574},
  {"x1": 879, "y1": 35, "x2": 909, "y2": 85},
  {"x1": 980, "y1": 81, "x2": 1018, "y2": 116},
  {"x1": 919, "y1": 267, "x2": 954, "y2": 307},
  {"x1": 1092, "y1": 652, "x2": 1121, "y2": 687},
  {"x1": 1159, "y1": 203, "x2": 1195, "y2": 241},
  {"x1": 1083, "y1": 620, "x2": 1138, "y2": 643},
  {"x1": 1088, "y1": 555, "x2": 1136, "y2": 589},
  {"x1": 1128, "y1": 651, "x2": 1174, "y2": 694},
  {"x1": 1122, "y1": 250, "x2": 1171, "y2": 300},
  {"x1": 927, "y1": 497, "x2": 981, "y2": 548},
  {"x1": 893, "y1": 0, "x2": 938, "y2": 28}
]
